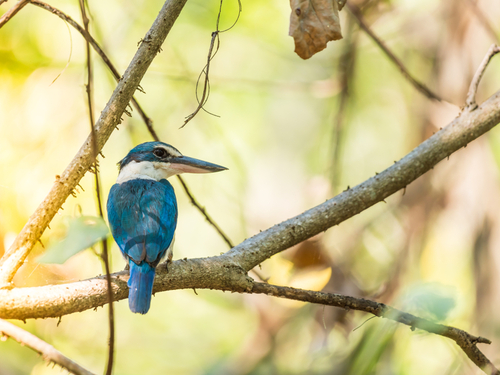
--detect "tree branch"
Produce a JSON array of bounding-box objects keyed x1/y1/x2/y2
[
  {"x1": 0, "y1": 0, "x2": 29, "y2": 28},
  {"x1": 1, "y1": 84, "x2": 500, "y2": 372},
  {"x1": 0, "y1": 318, "x2": 96, "y2": 375},
  {"x1": 225, "y1": 87, "x2": 500, "y2": 271},
  {"x1": 2, "y1": 82, "x2": 499, "y2": 317},
  {"x1": 331, "y1": 15, "x2": 358, "y2": 191},
  {"x1": 0, "y1": 0, "x2": 189, "y2": 287},
  {"x1": 251, "y1": 283, "x2": 499, "y2": 375},
  {"x1": 0, "y1": 257, "x2": 253, "y2": 320},
  {"x1": 0, "y1": 262, "x2": 497, "y2": 373}
]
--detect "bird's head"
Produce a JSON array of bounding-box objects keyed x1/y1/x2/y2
[{"x1": 116, "y1": 141, "x2": 227, "y2": 183}]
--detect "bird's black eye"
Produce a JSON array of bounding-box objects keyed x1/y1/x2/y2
[{"x1": 153, "y1": 148, "x2": 168, "y2": 158}]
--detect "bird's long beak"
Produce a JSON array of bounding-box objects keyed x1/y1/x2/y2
[{"x1": 169, "y1": 156, "x2": 228, "y2": 174}]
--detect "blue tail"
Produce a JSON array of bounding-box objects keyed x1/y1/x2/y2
[{"x1": 128, "y1": 261, "x2": 156, "y2": 314}]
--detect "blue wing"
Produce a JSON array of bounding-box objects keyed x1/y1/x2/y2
[
  {"x1": 107, "y1": 179, "x2": 178, "y2": 267},
  {"x1": 107, "y1": 179, "x2": 177, "y2": 314}
]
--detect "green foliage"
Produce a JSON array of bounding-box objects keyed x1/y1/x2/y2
[
  {"x1": 401, "y1": 283, "x2": 456, "y2": 322},
  {"x1": 38, "y1": 216, "x2": 108, "y2": 264}
]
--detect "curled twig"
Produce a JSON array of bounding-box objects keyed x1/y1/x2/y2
[
  {"x1": 182, "y1": 31, "x2": 220, "y2": 128},
  {"x1": 182, "y1": 0, "x2": 242, "y2": 127}
]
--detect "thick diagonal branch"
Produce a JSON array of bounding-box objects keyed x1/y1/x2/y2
[
  {"x1": 0, "y1": 0, "x2": 188, "y2": 287},
  {"x1": 225, "y1": 89, "x2": 500, "y2": 271}
]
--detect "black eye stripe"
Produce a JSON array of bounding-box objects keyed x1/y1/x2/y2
[{"x1": 153, "y1": 148, "x2": 169, "y2": 158}]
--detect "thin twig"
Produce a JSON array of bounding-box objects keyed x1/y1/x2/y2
[
  {"x1": 176, "y1": 175, "x2": 234, "y2": 248},
  {"x1": 0, "y1": 0, "x2": 189, "y2": 287},
  {"x1": 0, "y1": 318, "x2": 96, "y2": 375},
  {"x1": 251, "y1": 283, "x2": 499, "y2": 375},
  {"x1": 465, "y1": 44, "x2": 500, "y2": 111},
  {"x1": 0, "y1": 0, "x2": 9, "y2": 6},
  {"x1": 78, "y1": 1, "x2": 114, "y2": 374},
  {"x1": 0, "y1": 0, "x2": 28, "y2": 28},
  {"x1": 347, "y1": 3, "x2": 445, "y2": 103}
]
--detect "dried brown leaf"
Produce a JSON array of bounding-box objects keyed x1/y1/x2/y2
[{"x1": 289, "y1": 0, "x2": 343, "y2": 59}]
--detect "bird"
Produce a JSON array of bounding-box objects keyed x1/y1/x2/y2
[{"x1": 107, "y1": 141, "x2": 227, "y2": 314}]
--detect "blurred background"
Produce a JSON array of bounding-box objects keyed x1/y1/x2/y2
[{"x1": 1, "y1": 0, "x2": 500, "y2": 373}]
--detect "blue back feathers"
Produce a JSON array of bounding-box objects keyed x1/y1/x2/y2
[{"x1": 107, "y1": 178, "x2": 178, "y2": 314}]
